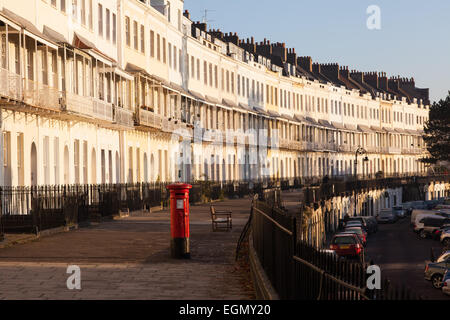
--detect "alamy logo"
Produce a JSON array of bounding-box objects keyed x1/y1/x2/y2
[
  {"x1": 66, "y1": 265, "x2": 81, "y2": 290},
  {"x1": 366, "y1": 5, "x2": 381, "y2": 30},
  {"x1": 366, "y1": 265, "x2": 381, "y2": 290}
]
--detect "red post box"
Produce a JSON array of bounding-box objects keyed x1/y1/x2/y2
[{"x1": 166, "y1": 183, "x2": 192, "y2": 259}]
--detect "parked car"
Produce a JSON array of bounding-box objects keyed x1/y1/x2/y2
[
  {"x1": 392, "y1": 206, "x2": 406, "y2": 219},
  {"x1": 425, "y1": 250, "x2": 450, "y2": 289},
  {"x1": 343, "y1": 227, "x2": 367, "y2": 246},
  {"x1": 441, "y1": 228, "x2": 450, "y2": 247},
  {"x1": 362, "y1": 216, "x2": 378, "y2": 233},
  {"x1": 329, "y1": 233, "x2": 364, "y2": 259},
  {"x1": 377, "y1": 210, "x2": 397, "y2": 224},
  {"x1": 414, "y1": 216, "x2": 450, "y2": 239},
  {"x1": 411, "y1": 209, "x2": 439, "y2": 226},
  {"x1": 347, "y1": 217, "x2": 369, "y2": 230},
  {"x1": 431, "y1": 225, "x2": 450, "y2": 241},
  {"x1": 442, "y1": 270, "x2": 450, "y2": 296}
]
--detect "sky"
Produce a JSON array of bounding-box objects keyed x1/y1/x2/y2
[{"x1": 184, "y1": 0, "x2": 450, "y2": 103}]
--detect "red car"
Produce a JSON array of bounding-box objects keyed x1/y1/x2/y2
[
  {"x1": 330, "y1": 233, "x2": 364, "y2": 258},
  {"x1": 344, "y1": 227, "x2": 367, "y2": 246}
]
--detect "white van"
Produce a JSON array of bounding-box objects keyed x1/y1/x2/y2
[
  {"x1": 413, "y1": 214, "x2": 446, "y2": 234},
  {"x1": 410, "y1": 209, "x2": 440, "y2": 226}
]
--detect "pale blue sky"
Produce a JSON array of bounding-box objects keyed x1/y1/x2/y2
[{"x1": 185, "y1": 0, "x2": 450, "y2": 102}]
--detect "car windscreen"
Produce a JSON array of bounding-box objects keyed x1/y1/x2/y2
[
  {"x1": 345, "y1": 228, "x2": 362, "y2": 234},
  {"x1": 333, "y1": 236, "x2": 356, "y2": 245}
]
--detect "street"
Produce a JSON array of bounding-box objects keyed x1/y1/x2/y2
[{"x1": 365, "y1": 217, "x2": 449, "y2": 300}]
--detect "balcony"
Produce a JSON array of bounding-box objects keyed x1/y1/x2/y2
[
  {"x1": 63, "y1": 92, "x2": 94, "y2": 116},
  {"x1": 365, "y1": 146, "x2": 379, "y2": 153},
  {"x1": 114, "y1": 106, "x2": 134, "y2": 128},
  {"x1": 92, "y1": 98, "x2": 114, "y2": 122},
  {"x1": 22, "y1": 79, "x2": 60, "y2": 112},
  {"x1": 402, "y1": 147, "x2": 425, "y2": 155},
  {"x1": 279, "y1": 138, "x2": 291, "y2": 149},
  {"x1": 337, "y1": 144, "x2": 352, "y2": 153},
  {"x1": 136, "y1": 108, "x2": 162, "y2": 129},
  {"x1": 388, "y1": 146, "x2": 401, "y2": 154},
  {"x1": 0, "y1": 67, "x2": 22, "y2": 101}
]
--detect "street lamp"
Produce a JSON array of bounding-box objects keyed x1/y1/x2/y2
[{"x1": 354, "y1": 146, "x2": 368, "y2": 216}]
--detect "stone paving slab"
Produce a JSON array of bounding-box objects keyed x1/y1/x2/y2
[{"x1": 0, "y1": 198, "x2": 255, "y2": 300}]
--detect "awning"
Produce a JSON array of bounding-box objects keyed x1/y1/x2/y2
[
  {"x1": 394, "y1": 128, "x2": 406, "y2": 134},
  {"x1": 332, "y1": 121, "x2": 345, "y2": 130},
  {"x1": 1, "y1": 9, "x2": 57, "y2": 49},
  {"x1": 370, "y1": 126, "x2": 384, "y2": 133},
  {"x1": 281, "y1": 113, "x2": 295, "y2": 122},
  {"x1": 234, "y1": 103, "x2": 249, "y2": 113},
  {"x1": 189, "y1": 90, "x2": 206, "y2": 101},
  {"x1": 318, "y1": 119, "x2": 335, "y2": 130},
  {"x1": 305, "y1": 117, "x2": 319, "y2": 126},
  {"x1": 358, "y1": 125, "x2": 374, "y2": 133},
  {"x1": 74, "y1": 32, "x2": 96, "y2": 49},
  {"x1": 268, "y1": 110, "x2": 281, "y2": 119},
  {"x1": 294, "y1": 114, "x2": 305, "y2": 123},
  {"x1": 253, "y1": 106, "x2": 271, "y2": 117},
  {"x1": 205, "y1": 95, "x2": 221, "y2": 107},
  {"x1": 383, "y1": 127, "x2": 396, "y2": 134},
  {"x1": 43, "y1": 25, "x2": 68, "y2": 44},
  {"x1": 105, "y1": 67, "x2": 134, "y2": 81},
  {"x1": 344, "y1": 124, "x2": 358, "y2": 132}
]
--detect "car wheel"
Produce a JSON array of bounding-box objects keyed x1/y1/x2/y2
[
  {"x1": 419, "y1": 230, "x2": 427, "y2": 239},
  {"x1": 431, "y1": 274, "x2": 443, "y2": 289}
]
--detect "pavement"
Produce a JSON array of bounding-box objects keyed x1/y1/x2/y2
[
  {"x1": 364, "y1": 217, "x2": 450, "y2": 300},
  {"x1": 0, "y1": 198, "x2": 255, "y2": 300}
]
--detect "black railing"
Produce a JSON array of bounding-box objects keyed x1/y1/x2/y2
[{"x1": 251, "y1": 197, "x2": 422, "y2": 300}]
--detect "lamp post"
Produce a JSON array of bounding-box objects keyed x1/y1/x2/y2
[{"x1": 354, "y1": 146, "x2": 368, "y2": 216}]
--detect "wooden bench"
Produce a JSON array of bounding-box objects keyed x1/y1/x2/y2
[{"x1": 210, "y1": 205, "x2": 232, "y2": 232}]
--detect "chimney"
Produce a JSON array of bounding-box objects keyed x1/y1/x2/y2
[
  {"x1": 298, "y1": 56, "x2": 312, "y2": 72},
  {"x1": 287, "y1": 48, "x2": 297, "y2": 67},
  {"x1": 364, "y1": 72, "x2": 379, "y2": 90},
  {"x1": 320, "y1": 63, "x2": 340, "y2": 81},
  {"x1": 223, "y1": 32, "x2": 240, "y2": 46},
  {"x1": 350, "y1": 70, "x2": 364, "y2": 84}
]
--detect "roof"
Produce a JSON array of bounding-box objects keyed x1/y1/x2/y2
[
  {"x1": 383, "y1": 127, "x2": 396, "y2": 133},
  {"x1": 43, "y1": 25, "x2": 68, "y2": 44},
  {"x1": 1, "y1": 9, "x2": 57, "y2": 47},
  {"x1": 332, "y1": 122, "x2": 346, "y2": 130},
  {"x1": 344, "y1": 123, "x2": 359, "y2": 132},
  {"x1": 318, "y1": 119, "x2": 335, "y2": 130},
  {"x1": 358, "y1": 125, "x2": 374, "y2": 133}
]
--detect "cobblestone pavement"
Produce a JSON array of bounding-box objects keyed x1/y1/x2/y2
[{"x1": 0, "y1": 199, "x2": 255, "y2": 300}]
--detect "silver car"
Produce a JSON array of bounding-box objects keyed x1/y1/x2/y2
[{"x1": 443, "y1": 270, "x2": 450, "y2": 296}]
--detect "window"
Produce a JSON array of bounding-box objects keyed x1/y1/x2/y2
[
  {"x1": 203, "y1": 61, "x2": 207, "y2": 85},
  {"x1": 157, "y1": 34, "x2": 160, "y2": 60},
  {"x1": 125, "y1": 17, "x2": 130, "y2": 46},
  {"x1": 168, "y1": 44, "x2": 172, "y2": 68},
  {"x1": 51, "y1": 0, "x2": 57, "y2": 7},
  {"x1": 173, "y1": 45, "x2": 177, "y2": 70},
  {"x1": 81, "y1": 0, "x2": 86, "y2": 25},
  {"x1": 150, "y1": 30, "x2": 154, "y2": 57},
  {"x1": 133, "y1": 21, "x2": 138, "y2": 50},
  {"x1": 88, "y1": 0, "x2": 93, "y2": 30},
  {"x1": 191, "y1": 56, "x2": 194, "y2": 78},
  {"x1": 61, "y1": 0, "x2": 66, "y2": 13},
  {"x1": 105, "y1": 9, "x2": 110, "y2": 41},
  {"x1": 162, "y1": 38, "x2": 166, "y2": 63},
  {"x1": 140, "y1": 25, "x2": 145, "y2": 53},
  {"x1": 231, "y1": 72, "x2": 234, "y2": 94},
  {"x1": 214, "y1": 66, "x2": 218, "y2": 88},
  {"x1": 98, "y1": 4, "x2": 103, "y2": 37},
  {"x1": 112, "y1": 13, "x2": 116, "y2": 44},
  {"x1": 72, "y1": 0, "x2": 78, "y2": 20},
  {"x1": 196, "y1": 59, "x2": 200, "y2": 80}
]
